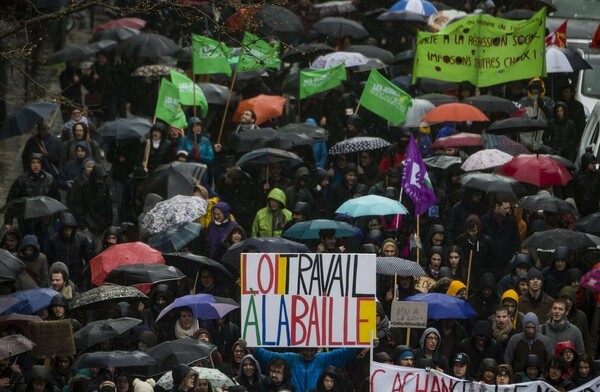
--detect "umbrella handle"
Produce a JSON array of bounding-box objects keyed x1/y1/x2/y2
[{"x1": 192, "y1": 270, "x2": 199, "y2": 293}]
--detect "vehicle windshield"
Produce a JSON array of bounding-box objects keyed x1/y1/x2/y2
[
  {"x1": 551, "y1": 0, "x2": 600, "y2": 19},
  {"x1": 581, "y1": 54, "x2": 600, "y2": 99}
]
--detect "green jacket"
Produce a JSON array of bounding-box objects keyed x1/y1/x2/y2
[{"x1": 251, "y1": 188, "x2": 292, "y2": 237}]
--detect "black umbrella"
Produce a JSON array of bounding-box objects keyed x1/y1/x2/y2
[
  {"x1": 517, "y1": 193, "x2": 577, "y2": 214},
  {"x1": 235, "y1": 148, "x2": 303, "y2": 168},
  {"x1": 391, "y1": 49, "x2": 415, "y2": 64},
  {"x1": 147, "y1": 222, "x2": 202, "y2": 253},
  {"x1": 144, "y1": 338, "x2": 217, "y2": 376},
  {"x1": 501, "y1": 9, "x2": 536, "y2": 20},
  {"x1": 162, "y1": 253, "x2": 231, "y2": 281},
  {"x1": 522, "y1": 229, "x2": 598, "y2": 253},
  {"x1": 459, "y1": 172, "x2": 527, "y2": 199},
  {"x1": 329, "y1": 137, "x2": 390, "y2": 155},
  {"x1": 575, "y1": 213, "x2": 600, "y2": 234},
  {"x1": 228, "y1": 128, "x2": 278, "y2": 153},
  {"x1": 98, "y1": 117, "x2": 152, "y2": 144},
  {"x1": 74, "y1": 350, "x2": 156, "y2": 369},
  {"x1": 73, "y1": 317, "x2": 142, "y2": 349},
  {"x1": 278, "y1": 123, "x2": 328, "y2": 141},
  {"x1": 346, "y1": 45, "x2": 394, "y2": 64},
  {"x1": 314, "y1": 0, "x2": 357, "y2": 17},
  {"x1": 221, "y1": 237, "x2": 311, "y2": 271},
  {"x1": 1, "y1": 196, "x2": 67, "y2": 220},
  {"x1": 376, "y1": 257, "x2": 426, "y2": 276},
  {"x1": 104, "y1": 264, "x2": 185, "y2": 286},
  {"x1": 90, "y1": 26, "x2": 141, "y2": 43},
  {"x1": 487, "y1": 116, "x2": 549, "y2": 133},
  {"x1": 197, "y1": 83, "x2": 229, "y2": 105},
  {"x1": 424, "y1": 155, "x2": 462, "y2": 169},
  {"x1": 117, "y1": 33, "x2": 179, "y2": 58},
  {"x1": 266, "y1": 132, "x2": 315, "y2": 150},
  {"x1": 254, "y1": 6, "x2": 304, "y2": 42},
  {"x1": 86, "y1": 39, "x2": 119, "y2": 54},
  {"x1": 46, "y1": 45, "x2": 94, "y2": 65},
  {"x1": 139, "y1": 162, "x2": 208, "y2": 199},
  {"x1": 377, "y1": 10, "x2": 428, "y2": 23},
  {"x1": 313, "y1": 17, "x2": 369, "y2": 39},
  {"x1": 1, "y1": 101, "x2": 59, "y2": 140},
  {"x1": 464, "y1": 95, "x2": 518, "y2": 114},
  {"x1": 416, "y1": 93, "x2": 457, "y2": 106},
  {"x1": 281, "y1": 72, "x2": 301, "y2": 97},
  {"x1": 70, "y1": 285, "x2": 148, "y2": 311},
  {"x1": 0, "y1": 250, "x2": 26, "y2": 284},
  {"x1": 281, "y1": 43, "x2": 335, "y2": 63}
]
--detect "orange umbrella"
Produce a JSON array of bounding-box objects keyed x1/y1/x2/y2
[
  {"x1": 421, "y1": 102, "x2": 489, "y2": 123},
  {"x1": 233, "y1": 95, "x2": 286, "y2": 125}
]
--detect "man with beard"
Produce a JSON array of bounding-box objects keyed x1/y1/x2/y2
[{"x1": 265, "y1": 358, "x2": 294, "y2": 392}]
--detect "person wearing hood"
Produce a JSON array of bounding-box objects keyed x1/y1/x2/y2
[
  {"x1": 251, "y1": 188, "x2": 292, "y2": 238},
  {"x1": 541, "y1": 299, "x2": 585, "y2": 356},
  {"x1": 518, "y1": 78, "x2": 555, "y2": 151},
  {"x1": 59, "y1": 141, "x2": 92, "y2": 190},
  {"x1": 559, "y1": 84, "x2": 586, "y2": 138},
  {"x1": 310, "y1": 366, "x2": 342, "y2": 392},
  {"x1": 101, "y1": 226, "x2": 121, "y2": 251},
  {"x1": 521, "y1": 354, "x2": 543, "y2": 382},
  {"x1": 495, "y1": 364, "x2": 513, "y2": 386},
  {"x1": 497, "y1": 253, "x2": 531, "y2": 297},
  {"x1": 235, "y1": 355, "x2": 266, "y2": 392},
  {"x1": 477, "y1": 358, "x2": 497, "y2": 385},
  {"x1": 295, "y1": 168, "x2": 329, "y2": 219},
  {"x1": 283, "y1": 201, "x2": 311, "y2": 233},
  {"x1": 542, "y1": 246, "x2": 573, "y2": 299},
  {"x1": 424, "y1": 246, "x2": 444, "y2": 281},
  {"x1": 518, "y1": 268, "x2": 555, "y2": 324},
  {"x1": 574, "y1": 152, "x2": 600, "y2": 217},
  {"x1": 430, "y1": 317, "x2": 468, "y2": 365},
  {"x1": 542, "y1": 101, "x2": 578, "y2": 161},
  {"x1": 284, "y1": 167, "x2": 311, "y2": 210},
  {"x1": 144, "y1": 122, "x2": 171, "y2": 173},
  {"x1": 15, "y1": 235, "x2": 49, "y2": 289},
  {"x1": 504, "y1": 312, "x2": 554, "y2": 374},
  {"x1": 500, "y1": 289, "x2": 525, "y2": 330},
  {"x1": 213, "y1": 225, "x2": 247, "y2": 262},
  {"x1": 20, "y1": 120, "x2": 62, "y2": 178},
  {"x1": 555, "y1": 341, "x2": 577, "y2": 380},
  {"x1": 1, "y1": 227, "x2": 21, "y2": 254},
  {"x1": 22, "y1": 365, "x2": 59, "y2": 392},
  {"x1": 558, "y1": 286, "x2": 590, "y2": 354},
  {"x1": 60, "y1": 122, "x2": 102, "y2": 166},
  {"x1": 171, "y1": 364, "x2": 198, "y2": 392},
  {"x1": 49, "y1": 356, "x2": 74, "y2": 391},
  {"x1": 454, "y1": 214, "x2": 492, "y2": 284},
  {"x1": 572, "y1": 354, "x2": 598, "y2": 387},
  {"x1": 47, "y1": 262, "x2": 79, "y2": 301},
  {"x1": 413, "y1": 327, "x2": 449, "y2": 373},
  {"x1": 457, "y1": 320, "x2": 503, "y2": 379},
  {"x1": 481, "y1": 195, "x2": 520, "y2": 280},
  {"x1": 205, "y1": 202, "x2": 239, "y2": 258},
  {"x1": 468, "y1": 273, "x2": 498, "y2": 322},
  {"x1": 141, "y1": 283, "x2": 174, "y2": 342},
  {"x1": 447, "y1": 189, "x2": 487, "y2": 244},
  {"x1": 178, "y1": 117, "x2": 217, "y2": 167}
]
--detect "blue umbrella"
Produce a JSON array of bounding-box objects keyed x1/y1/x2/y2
[
  {"x1": 283, "y1": 219, "x2": 355, "y2": 240},
  {"x1": 155, "y1": 294, "x2": 239, "y2": 321},
  {"x1": 335, "y1": 195, "x2": 408, "y2": 217},
  {"x1": 0, "y1": 288, "x2": 59, "y2": 316},
  {"x1": 1, "y1": 102, "x2": 59, "y2": 140},
  {"x1": 221, "y1": 238, "x2": 311, "y2": 271},
  {"x1": 390, "y1": 0, "x2": 437, "y2": 15},
  {"x1": 404, "y1": 293, "x2": 477, "y2": 319}
]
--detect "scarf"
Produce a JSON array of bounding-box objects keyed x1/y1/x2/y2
[
  {"x1": 492, "y1": 321, "x2": 512, "y2": 343},
  {"x1": 175, "y1": 319, "x2": 199, "y2": 339}
]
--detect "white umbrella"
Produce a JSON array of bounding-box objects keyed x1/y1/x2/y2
[
  {"x1": 461, "y1": 149, "x2": 513, "y2": 171},
  {"x1": 546, "y1": 46, "x2": 592, "y2": 73},
  {"x1": 404, "y1": 98, "x2": 435, "y2": 128},
  {"x1": 311, "y1": 51, "x2": 369, "y2": 69}
]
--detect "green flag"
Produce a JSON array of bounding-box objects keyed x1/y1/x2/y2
[
  {"x1": 359, "y1": 69, "x2": 413, "y2": 126},
  {"x1": 237, "y1": 32, "x2": 280, "y2": 72},
  {"x1": 169, "y1": 70, "x2": 208, "y2": 118},
  {"x1": 191, "y1": 34, "x2": 232, "y2": 76},
  {"x1": 299, "y1": 64, "x2": 347, "y2": 99},
  {"x1": 155, "y1": 78, "x2": 187, "y2": 129},
  {"x1": 412, "y1": 8, "x2": 546, "y2": 87}
]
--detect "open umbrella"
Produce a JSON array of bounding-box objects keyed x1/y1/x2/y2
[
  {"x1": 329, "y1": 137, "x2": 391, "y2": 155},
  {"x1": 346, "y1": 45, "x2": 394, "y2": 64},
  {"x1": 0, "y1": 250, "x2": 25, "y2": 284},
  {"x1": 91, "y1": 26, "x2": 140, "y2": 42},
  {"x1": 86, "y1": 39, "x2": 119, "y2": 54},
  {"x1": 336, "y1": 195, "x2": 408, "y2": 217},
  {"x1": 1, "y1": 102, "x2": 59, "y2": 140},
  {"x1": 278, "y1": 123, "x2": 328, "y2": 141},
  {"x1": 575, "y1": 213, "x2": 600, "y2": 234},
  {"x1": 139, "y1": 162, "x2": 207, "y2": 199},
  {"x1": 94, "y1": 18, "x2": 146, "y2": 34},
  {"x1": 404, "y1": 293, "x2": 477, "y2": 319},
  {"x1": 421, "y1": 103, "x2": 489, "y2": 123},
  {"x1": 266, "y1": 132, "x2": 315, "y2": 150},
  {"x1": 460, "y1": 149, "x2": 513, "y2": 171},
  {"x1": 228, "y1": 128, "x2": 278, "y2": 153},
  {"x1": 499, "y1": 154, "x2": 572, "y2": 187},
  {"x1": 142, "y1": 196, "x2": 207, "y2": 234},
  {"x1": 459, "y1": 172, "x2": 526, "y2": 198},
  {"x1": 281, "y1": 43, "x2": 335, "y2": 63},
  {"x1": 46, "y1": 45, "x2": 93, "y2": 65},
  {"x1": 157, "y1": 367, "x2": 236, "y2": 391},
  {"x1": 104, "y1": 264, "x2": 185, "y2": 286},
  {"x1": 97, "y1": 117, "x2": 152, "y2": 143},
  {"x1": 232, "y1": 95, "x2": 286, "y2": 126},
  {"x1": 313, "y1": 17, "x2": 369, "y2": 39},
  {"x1": 376, "y1": 257, "x2": 426, "y2": 276},
  {"x1": 377, "y1": 10, "x2": 428, "y2": 23},
  {"x1": 147, "y1": 222, "x2": 202, "y2": 253},
  {"x1": 403, "y1": 99, "x2": 435, "y2": 128},
  {"x1": 70, "y1": 285, "x2": 148, "y2": 311},
  {"x1": 517, "y1": 192, "x2": 577, "y2": 214},
  {"x1": 90, "y1": 242, "x2": 165, "y2": 287},
  {"x1": 235, "y1": 148, "x2": 303, "y2": 169},
  {"x1": 314, "y1": 1, "x2": 357, "y2": 17},
  {"x1": 73, "y1": 317, "x2": 142, "y2": 349},
  {"x1": 162, "y1": 253, "x2": 231, "y2": 281},
  {"x1": 0, "y1": 334, "x2": 35, "y2": 360},
  {"x1": 416, "y1": 93, "x2": 457, "y2": 106},
  {"x1": 580, "y1": 267, "x2": 600, "y2": 292},
  {"x1": 221, "y1": 238, "x2": 311, "y2": 271},
  {"x1": 424, "y1": 155, "x2": 462, "y2": 169},
  {"x1": 74, "y1": 350, "x2": 156, "y2": 369},
  {"x1": 522, "y1": 229, "x2": 598, "y2": 253},
  {"x1": 197, "y1": 83, "x2": 229, "y2": 105},
  {"x1": 487, "y1": 116, "x2": 549, "y2": 133},
  {"x1": 0, "y1": 288, "x2": 58, "y2": 316},
  {"x1": 117, "y1": 33, "x2": 179, "y2": 58},
  {"x1": 546, "y1": 46, "x2": 592, "y2": 73},
  {"x1": 0, "y1": 314, "x2": 42, "y2": 338},
  {"x1": 390, "y1": 0, "x2": 438, "y2": 15},
  {"x1": 431, "y1": 133, "x2": 483, "y2": 149},
  {"x1": 253, "y1": 5, "x2": 304, "y2": 42},
  {"x1": 463, "y1": 95, "x2": 519, "y2": 114},
  {"x1": 283, "y1": 219, "x2": 355, "y2": 240},
  {"x1": 311, "y1": 51, "x2": 369, "y2": 69},
  {"x1": 1, "y1": 196, "x2": 67, "y2": 220},
  {"x1": 156, "y1": 294, "x2": 239, "y2": 321},
  {"x1": 481, "y1": 134, "x2": 529, "y2": 156},
  {"x1": 142, "y1": 338, "x2": 217, "y2": 377}
]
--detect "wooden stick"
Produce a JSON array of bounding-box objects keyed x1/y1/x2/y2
[
  {"x1": 217, "y1": 68, "x2": 238, "y2": 145},
  {"x1": 405, "y1": 327, "x2": 411, "y2": 346},
  {"x1": 416, "y1": 214, "x2": 420, "y2": 265},
  {"x1": 142, "y1": 139, "x2": 151, "y2": 171},
  {"x1": 466, "y1": 249, "x2": 474, "y2": 298}
]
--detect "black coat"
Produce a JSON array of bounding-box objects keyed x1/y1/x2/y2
[
  {"x1": 480, "y1": 211, "x2": 520, "y2": 279},
  {"x1": 454, "y1": 233, "x2": 493, "y2": 284}
]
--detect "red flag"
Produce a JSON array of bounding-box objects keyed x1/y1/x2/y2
[{"x1": 545, "y1": 20, "x2": 568, "y2": 48}]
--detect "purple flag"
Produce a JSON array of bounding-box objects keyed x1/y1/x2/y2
[{"x1": 402, "y1": 133, "x2": 436, "y2": 216}]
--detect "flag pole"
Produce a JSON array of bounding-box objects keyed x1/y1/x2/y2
[
  {"x1": 217, "y1": 67, "x2": 238, "y2": 145},
  {"x1": 466, "y1": 250, "x2": 474, "y2": 298},
  {"x1": 192, "y1": 74, "x2": 197, "y2": 147},
  {"x1": 416, "y1": 214, "x2": 420, "y2": 265}
]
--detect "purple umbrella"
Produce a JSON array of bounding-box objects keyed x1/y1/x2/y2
[{"x1": 155, "y1": 294, "x2": 239, "y2": 321}]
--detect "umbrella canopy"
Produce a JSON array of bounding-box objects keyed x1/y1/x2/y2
[
  {"x1": 517, "y1": 192, "x2": 577, "y2": 215},
  {"x1": 346, "y1": 45, "x2": 394, "y2": 64},
  {"x1": 94, "y1": 17, "x2": 146, "y2": 34},
  {"x1": 463, "y1": 95, "x2": 519, "y2": 114},
  {"x1": 423, "y1": 155, "x2": 462, "y2": 169},
  {"x1": 282, "y1": 43, "x2": 335, "y2": 63},
  {"x1": 90, "y1": 242, "x2": 165, "y2": 286},
  {"x1": 156, "y1": 367, "x2": 236, "y2": 391},
  {"x1": 142, "y1": 196, "x2": 207, "y2": 234},
  {"x1": 254, "y1": 5, "x2": 304, "y2": 42},
  {"x1": 98, "y1": 117, "x2": 152, "y2": 143},
  {"x1": 404, "y1": 293, "x2": 477, "y2": 319},
  {"x1": 0, "y1": 288, "x2": 58, "y2": 316},
  {"x1": 311, "y1": 51, "x2": 370, "y2": 69},
  {"x1": 46, "y1": 45, "x2": 93, "y2": 64},
  {"x1": 0, "y1": 334, "x2": 35, "y2": 360},
  {"x1": 416, "y1": 93, "x2": 457, "y2": 106},
  {"x1": 336, "y1": 195, "x2": 408, "y2": 217},
  {"x1": 499, "y1": 154, "x2": 572, "y2": 187},
  {"x1": 86, "y1": 39, "x2": 119, "y2": 53},
  {"x1": 0, "y1": 314, "x2": 42, "y2": 338},
  {"x1": 117, "y1": 33, "x2": 179, "y2": 58},
  {"x1": 162, "y1": 253, "x2": 231, "y2": 281},
  {"x1": 460, "y1": 149, "x2": 513, "y2": 171},
  {"x1": 1, "y1": 102, "x2": 59, "y2": 140},
  {"x1": 232, "y1": 95, "x2": 286, "y2": 126},
  {"x1": 313, "y1": 17, "x2": 369, "y2": 39},
  {"x1": 522, "y1": 229, "x2": 598, "y2": 253},
  {"x1": 228, "y1": 128, "x2": 278, "y2": 153},
  {"x1": 104, "y1": 264, "x2": 185, "y2": 286},
  {"x1": 0, "y1": 249, "x2": 25, "y2": 283},
  {"x1": 70, "y1": 285, "x2": 148, "y2": 311},
  {"x1": 235, "y1": 148, "x2": 303, "y2": 168},
  {"x1": 266, "y1": 132, "x2": 315, "y2": 150},
  {"x1": 329, "y1": 137, "x2": 391, "y2": 155},
  {"x1": 421, "y1": 103, "x2": 489, "y2": 123},
  {"x1": 278, "y1": 123, "x2": 328, "y2": 141},
  {"x1": 487, "y1": 116, "x2": 549, "y2": 133},
  {"x1": 546, "y1": 46, "x2": 592, "y2": 74},
  {"x1": 139, "y1": 162, "x2": 207, "y2": 199},
  {"x1": 403, "y1": 98, "x2": 435, "y2": 128},
  {"x1": 540, "y1": 154, "x2": 575, "y2": 171},
  {"x1": 197, "y1": 83, "x2": 229, "y2": 105},
  {"x1": 74, "y1": 350, "x2": 156, "y2": 369},
  {"x1": 581, "y1": 267, "x2": 600, "y2": 292},
  {"x1": 91, "y1": 26, "x2": 140, "y2": 42},
  {"x1": 482, "y1": 133, "x2": 529, "y2": 156},
  {"x1": 131, "y1": 65, "x2": 184, "y2": 78},
  {"x1": 143, "y1": 338, "x2": 217, "y2": 377},
  {"x1": 73, "y1": 317, "x2": 142, "y2": 349},
  {"x1": 376, "y1": 257, "x2": 426, "y2": 276},
  {"x1": 431, "y1": 133, "x2": 483, "y2": 149},
  {"x1": 221, "y1": 238, "x2": 311, "y2": 271},
  {"x1": 377, "y1": 10, "x2": 428, "y2": 23},
  {"x1": 390, "y1": 0, "x2": 438, "y2": 15},
  {"x1": 459, "y1": 172, "x2": 526, "y2": 198},
  {"x1": 147, "y1": 222, "x2": 202, "y2": 253},
  {"x1": 156, "y1": 294, "x2": 239, "y2": 321},
  {"x1": 575, "y1": 213, "x2": 600, "y2": 234},
  {"x1": 501, "y1": 9, "x2": 535, "y2": 20},
  {"x1": 1, "y1": 196, "x2": 67, "y2": 220},
  {"x1": 314, "y1": 1, "x2": 357, "y2": 17},
  {"x1": 283, "y1": 219, "x2": 355, "y2": 240}
]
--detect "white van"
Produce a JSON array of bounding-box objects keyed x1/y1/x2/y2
[
  {"x1": 575, "y1": 48, "x2": 600, "y2": 118},
  {"x1": 576, "y1": 101, "x2": 600, "y2": 168}
]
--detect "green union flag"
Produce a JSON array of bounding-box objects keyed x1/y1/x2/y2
[
  {"x1": 237, "y1": 32, "x2": 280, "y2": 72},
  {"x1": 359, "y1": 69, "x2": 413, "y2": 126},
  {"x1": 191, "y1": 34, "x2": 232, "y2": 76},
  {"x1": 299, "y1": 63, "x2": 347, "y2": 99},
  {"x1": 169, "y1": 70, "x2": 208, "y2": 118},
  {"x1": 155, "y1": 78, "x2": 187, "y2": 129}
]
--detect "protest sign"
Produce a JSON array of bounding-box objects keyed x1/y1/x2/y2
[
  {"x1": 241, "y1": 253, "x2": 376, "y2": 347},
  {"x1": 29, "y1": 320, "x2": 75, "y2": 358},
  {"x1": 413, "y1": 8, "x2": 546, "y2": 87},
  {"x1": 390, "y1": 301, "x2": 428, "y2": 328}
]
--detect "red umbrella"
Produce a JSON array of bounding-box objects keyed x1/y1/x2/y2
[
  {"x1": 94, "y1": 18, "x2": 146, "y2": 35},
  {"x1": 233, "y1": 95, "x2": 286, "y2": 126},
  {"x1": 498, "y1": 154, "x2": 572, "y2": 187},
  {"x1": 421, "y1": 103, "x2": 489, "y2": 123},
  {"x1": 431, "y1": 132, "x2": 483, "y2": 149},
  {"x1": 90, "y1": 242, "x2": 164, "y2": 287}
]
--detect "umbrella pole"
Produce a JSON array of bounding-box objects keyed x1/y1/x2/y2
[
  {"x1": 217, "y1": 68, "x2": 238, "y2": 145},
  {"x1": 193, "y1": 270, "x2": 199, "y2": 293},
  {"x1": 466, "y1": 250, "x2": 473, "y2": 298},
  {"x1": 394, "y1": 273, "x2": 397, "y2": 301}
]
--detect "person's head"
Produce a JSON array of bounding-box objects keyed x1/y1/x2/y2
[
  {"x1": 545, "y1": 356, "x2": 568, "y2": 383},
  {"x1": 522, "y1": 312, "x2": 540, "y2": 339},
  {"x1": 1, "y1": 228, "x2": 20, "y2": 252},
  {"x1": 446, "y1": 280, "x2": 467, "y2": 300},
  {"x1": 458, "y1": 81, "x2": 475, "y2": 100},
  {"x1": 359, "y1": 151, "x2": 373, "y2": 168},
  {"x1": 194, "y1": 328, "x2": 210, "y2": 343},
  {"x1": 73, "y1": 122, "x2": 87, "y2": 141},
  {"x1": 178, "y1": 307, "x2": 195, "y2": 329},
  {"x1": 150, "y1": 122, "x2": 167, "y2": 141},
  {"x1": 299, "y1": 347, "x2": 318, "y2": 361},
  {"x1": 554, "y1": 102, "x2": 567, "y2": 120},
  {"x1": 501, "y1": 289, "x2": 519, "y2": 317},
  {"x1": 292, "y1": 202, "x2": 311, "y2": 222},
  {"x1": 319, "y1": 229, "x2": 337, "y2": 250},
  {"x1": 49, "y1": 294, "x2": 68, "y2": 319},
  {"x1": 511, "y1": 253, "x2": 531, "y2": 275},
  {"x1": 367, "y1": 218, "x2": 381, "y2": 232},
  {"x1": 552, "y1": 246, "x2": 570, "y2": 272},
  {"x1": 524, "y1": 354, "x2": 542, "y2": 380},
  {"x1": 267, "y1": 358, "x2": 290, "y2": 387},
  {"x1": 114, "y1": 373, "x2": 130, "y2": 392},
  {"x1": 575, "y1": 354, "x2": 597, "y2": 379},
  {"x1": 465, "y1": 215, "x2": 480, "y2": 240},
  {"x1": 188, "y1": 117, "x2": 202, "y2": 134},
  {"x1": 472, "y1": 320, "x2": 492, "y2": 349},
  {"x1": 196, "y1": 379, "x2": 211, "y2": 392},
  {"x1": 239, "y1": 110, "x2": 256, "y2": 125},
  {"x1": 342, "y1": 163, "x2": 358, "y2": 186},
  {"x1": 398, "y1": 275, "x2": 413, "y2": 290},
  {"x1": 267, "y1": 188, "x2": 286, "y2": 211},
  {"x1": 228, "y1": 226, "x2": 245, "y2": 244},
  {"x1": 421, "y1": 328, "x2": 440, "y2": 353},
  {"x1": 495, "y1": 364, "x2": 513, "y2": 385},
  {"x1": 494, "y1": 196, "x2": 511, "y2": 217},
  {"x1": 29, "y1": 153, "x2": 43, "y2": 174},
  {"x1": 527, "y1": 268, "x2": 543, "y2": 294},
  {"x1": 53, "y1": 356, "x2": 72, "y2": 372},
  {"x1": 70, "y1": 108, "x2": 83, "y2": 122},
  {"x1": 242, "y1": 357, "x2": 258, "y2": 378},
  {"x1": 430, "y1": 225, "x2": 445, "y2": 246},
  {"x1": 75, "y1": 143, "x2": 88, "y2": 159},
  {"x1": 50, "y1": 272, "x2": 66, "y2": 292},
  {"x1": 560, "y1": 84, "x2": 575, "y2": 102},
  {"x1": 494, "y1": 305, "x2": 511, "y2": 330},
  {"x1": 199, "y1": 269, "x2": 215, "y2": 290},
  {"x1": 177, "y1": 150, "x2": 190, "y2": 162},
  {"x1": 556, "y1": 341, "x2": 576, "y2": 364},
  {"x1": 428, "y1": 246, "x2": 444, "y2": 271},
  {"x1": 380, "y1": 238, "x2": 397, "y2": 257},
  {"x1": 232, "y1": 342, "x2": 248, "y2": 363},
  {"x1": 451, "y1": 353, "x2": 469, "y2": 378},
  {"x1": 319, "y1": 366, "x2": 340, "y2": 391},
  {"x1": 550, "y1": 299, "x2": 568, "y2": 323},
  {"x1": 479, "y1": 358, "x2": 498, "y2": 383}
]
